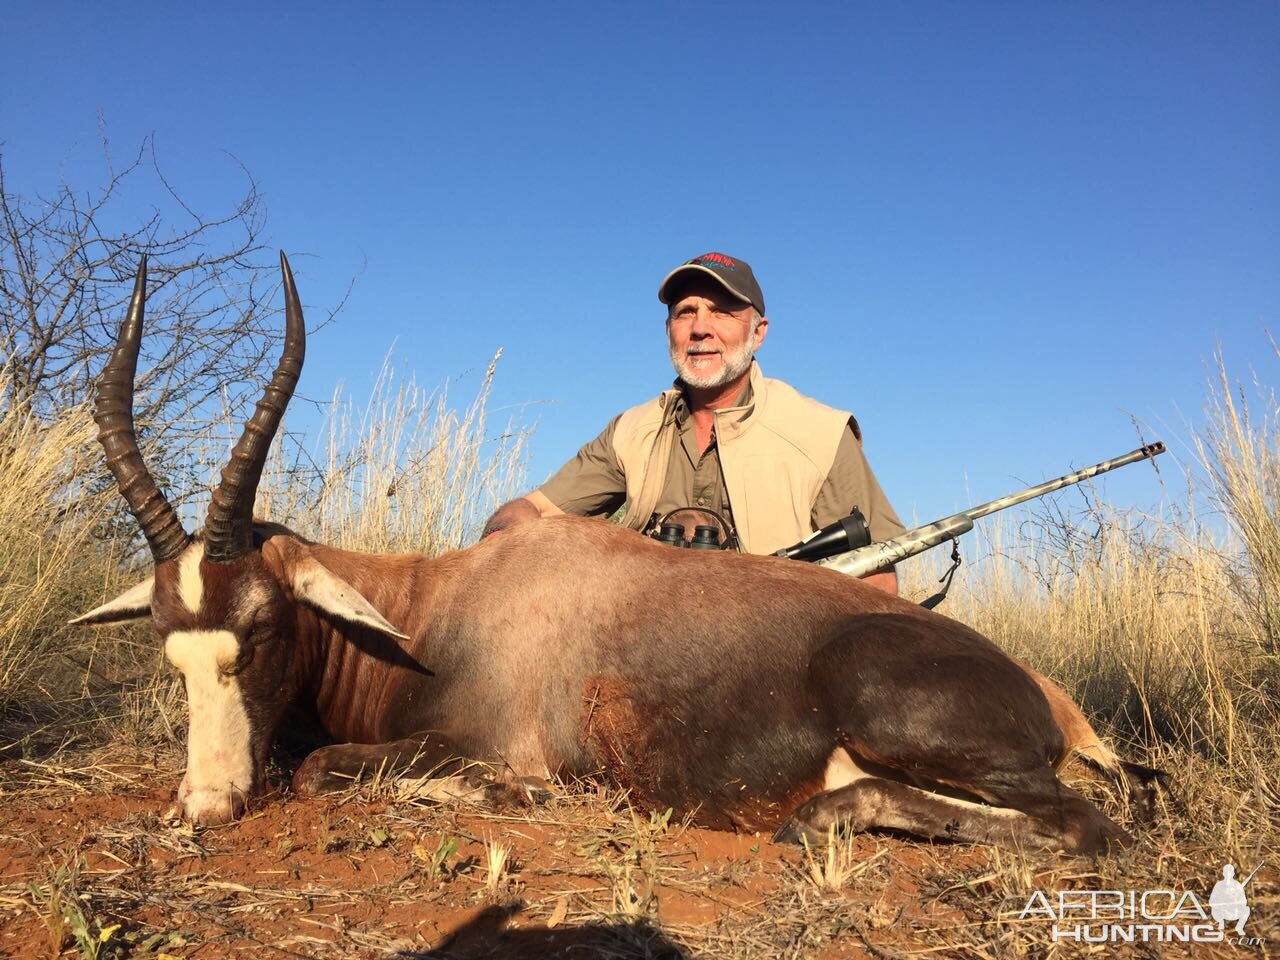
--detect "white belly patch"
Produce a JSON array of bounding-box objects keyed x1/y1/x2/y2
[{"x1": 823, "y1": 746, "x2": 869, "y2": 791}]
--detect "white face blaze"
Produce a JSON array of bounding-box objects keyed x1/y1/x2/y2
[
  {"x1": 164, "y1": 628, "x2": 254, "y2": 824},
  {"x1": 176, "y1": 547, "x2": 204, "y2": 614}
]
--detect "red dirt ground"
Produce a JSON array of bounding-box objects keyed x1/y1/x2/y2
[{"x1": 0, "y1": 749, "x2": 1267, "y2": 958}]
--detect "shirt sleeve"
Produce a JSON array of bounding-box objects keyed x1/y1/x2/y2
[
  {"x1": 537, "y1": 414, "x2": 628, "y2": 517},
  {"x1": 811, "y1": 421, "x2": 905, "y2": 543}
]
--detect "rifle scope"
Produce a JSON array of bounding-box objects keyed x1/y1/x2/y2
[{"x1": 774, "y1": 507, "x2": 872, "y2": 563}]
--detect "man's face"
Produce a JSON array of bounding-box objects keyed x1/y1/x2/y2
[{"x1": 666, "y1": 279, "x2": 768, "y2": 391}]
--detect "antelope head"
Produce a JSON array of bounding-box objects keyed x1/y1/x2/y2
[{"x1": 73, "y1": 254, "x2": 406, "y2": 824}]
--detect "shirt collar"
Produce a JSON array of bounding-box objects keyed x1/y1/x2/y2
[{"x1": 670, "y1": 365, "x2": 757, "y2": 426}]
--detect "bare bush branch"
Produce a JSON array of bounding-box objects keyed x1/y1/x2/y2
[{"x1": 0, "y1": 132, "x2": 285, "y2": 428}]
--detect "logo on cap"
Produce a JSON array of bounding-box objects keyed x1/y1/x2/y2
[{"x1": 693, "y1": 252, "x2": 736, "y2": 270}]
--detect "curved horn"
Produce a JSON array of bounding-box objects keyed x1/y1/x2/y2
[
  {"x1": 95, "y1": 254, "x2": 190, "y2": 562},
  {"x1": 203, "y1": 251, "x2": 305, "y2": 563}
]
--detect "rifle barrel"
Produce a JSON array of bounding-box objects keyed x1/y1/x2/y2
[
  {"x1": 962, "y1": 442, "x2": 1165, "y2": 522},
  {"x1": 817, "y1": 442, "x2": 1166, "y2": 579}
]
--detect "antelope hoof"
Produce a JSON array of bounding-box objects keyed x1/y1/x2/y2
[
  {"x1": 508, "y1": 775, "x2": 554, "y2": 806},
  {"x1": 1069, "y1": 818, "x2": 1133, "y2": 856},
  {"x1": 292, "y1": 760, "x2": 355, "y2": 796},
  {"x1": 772, "y1": 815, "x2": 830, "y2": 847}
]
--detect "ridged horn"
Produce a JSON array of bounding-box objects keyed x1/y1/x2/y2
[
  {"x1": 203, "y1": 251, "x2": 305, "y2": 563},
  {"x1": 95, "y1": 254, "x2": 190, "y2": 562}
]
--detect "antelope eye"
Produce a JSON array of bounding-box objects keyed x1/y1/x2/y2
[
  {"x1": 221, "y1": 643, "x2": 256, "y2": 677},
  {"x1": 247, "y1": 607, "x2": 277, "y2": 639}
]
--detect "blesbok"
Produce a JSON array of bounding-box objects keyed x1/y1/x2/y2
[{"x1": 74, "y1": 253, "x2": 1158, "y2": 851}]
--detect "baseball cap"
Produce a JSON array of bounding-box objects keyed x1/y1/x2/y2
[{"x1": 657, "y1": 252, "x2": 765, "y2": 316}]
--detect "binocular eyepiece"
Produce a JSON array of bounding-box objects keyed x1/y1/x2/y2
[
  {"x1": 655, "y1": 522, "x2": 723, "y2": 549},
  {"x1": 648, "y1": 507, "x2": 736, "y2": 550}
]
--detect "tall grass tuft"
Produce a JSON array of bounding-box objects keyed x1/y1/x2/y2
[
  {"x1": 0, "y1": 365, "x2": 130, "y2": 719},
  {"x1": 1196, "y1": 344, "x2": 1280, "y2": 656},
  {"x1": 899, "y1": 350, "x2": 1279, "y2": 769},
  {"x1": 257, "y1": 350, "x2": 528, "y2": 554}
]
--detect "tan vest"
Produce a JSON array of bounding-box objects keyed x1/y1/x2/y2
[{"x1": 611, "y1": 363, "x2": 851, "y2": 555}]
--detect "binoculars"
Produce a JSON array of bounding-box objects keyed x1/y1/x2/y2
[
  {"x1": 653, "y1": 521, "x2": 726, "y2": 549},
  {"x1": 649, "y1": 505, "x2": 872, "y2": 562}
]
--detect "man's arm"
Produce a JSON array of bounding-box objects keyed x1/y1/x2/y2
[
  {"x1": 812, "y1": 421, "x2": 905, "y2": 596},
  {"x1": 480, "y1": 416, "x2": 627, "y2": 539},
  {"x1": 860, "y1": 567, "x2": 898, "y2": 596},
  {"x1": 482, "y1": 490, "x2": 562, "y2": 536}
]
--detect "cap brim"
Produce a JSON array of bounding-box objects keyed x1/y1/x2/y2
[{"x1": 657, "y1": 264, "x2": 754, "y2": 309}]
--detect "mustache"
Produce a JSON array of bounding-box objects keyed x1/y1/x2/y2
[{"x1": 685, "y1": 346, "x2": 721, "y2": 355}]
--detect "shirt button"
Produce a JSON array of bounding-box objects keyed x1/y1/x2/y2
[{"x1": 696, "y1": 497, "x2": 707, "y2": 506}]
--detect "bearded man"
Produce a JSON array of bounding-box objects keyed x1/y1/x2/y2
[{"x1": 482, "y1": 252, "x2": 904, "y2": 594}]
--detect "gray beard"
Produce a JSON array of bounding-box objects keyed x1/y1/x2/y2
[{"x1": 670, "y1": 339, "x2": 755, "y2": 390}]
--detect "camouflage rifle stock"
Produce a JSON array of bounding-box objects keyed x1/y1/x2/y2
[{"x1": 818, "y1": 442, "x2": 1167, "y2": 579}]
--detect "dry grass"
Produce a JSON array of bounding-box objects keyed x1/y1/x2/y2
[
  {"x1": 896, "y1": 348, "x2": 1280, "y2": 770},
  {"x1": 482, "y1": 835, "x2": 512, "y2": 897},
  {"x1": 797, "y1": 826, "x2": 872, "y2": 891},
  {"x1": 900, "y1": 498, "x2": 1271, "y2": 758},
  {"x1": 1197, "y1": 344, "x2": 1280, "y2": 656},
  {"x1": 0, "y1": 365, "x2": 144, "y2": 730},
  {"x1": 256, "y1": 349, "x2": 529, "y2": 555}
]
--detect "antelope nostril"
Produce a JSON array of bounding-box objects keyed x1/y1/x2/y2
[
  {"x1": 203, "y1": 808, "x2": 234, "y2": 826},
  {"x1": 182, "y1": 785, "x2": 250, "y2": 826}
]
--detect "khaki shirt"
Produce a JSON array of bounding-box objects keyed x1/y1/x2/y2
[{"x1": 540, "y1": 381, "x2": 904, "y2": 544}]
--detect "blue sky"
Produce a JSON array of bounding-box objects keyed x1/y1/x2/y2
[{"x1": 3, "y1": 2, "x2": 1276, "y2": 527}]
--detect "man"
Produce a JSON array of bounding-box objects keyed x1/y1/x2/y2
[{"x1": 482, "y1": 252, "x2": 904, "y2": 594}]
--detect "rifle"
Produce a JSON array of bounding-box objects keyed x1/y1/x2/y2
[{"x1": 784, "y1": 442, "x2": 1166, "y2": 585}]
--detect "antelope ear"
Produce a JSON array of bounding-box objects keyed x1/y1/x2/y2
[
  {"x1": 69, "y1": 577, "x2": 155, "y2": 625},
  {"x1": 288, "y1": 554, "x2": 410, "y2": 642}
]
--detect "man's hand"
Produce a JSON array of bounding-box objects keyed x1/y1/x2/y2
[{"x1": 481, "y1": 491, "x2": 563, "y2": 538}]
